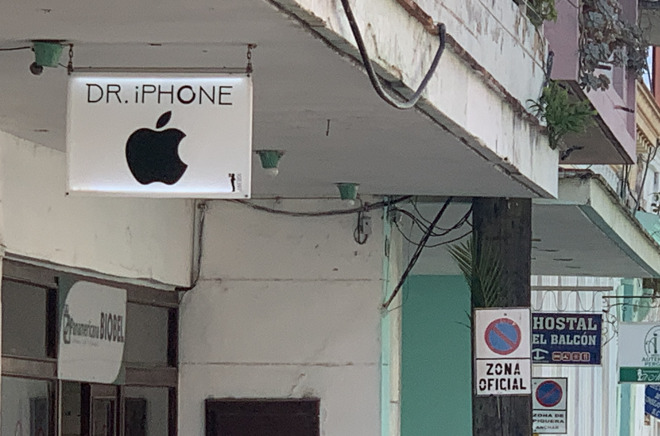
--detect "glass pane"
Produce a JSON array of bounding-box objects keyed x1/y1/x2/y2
[
  {"x1": 124, "y1": 386, "x2": 169, "y2": 436},
  {"x1": 2, "y1": 280, "x2": 48, "y2": 358},
  {"x1": 124, "y1": 303, "x2": 169, "y2": 366},
  {"x1": 62, "y1": 382, "x2": 82, "y2": 436},
  {"x1": 1, "y1": 376, "x2": 52, "y2": 436},
  {"x1": 93, "y1": 398, "x2": 115, "y2": 436}
]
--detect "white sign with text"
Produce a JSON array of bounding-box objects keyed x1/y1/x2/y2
[
  {"x1": 532, "y1": 378, "x2": 568, "y2": 434},
  {"x1": 58, "y1": 280, "x2": 127, "y2": 384},
  {"x1": 67, "y1": 73, "x2": 252, "y2": 197},
  {"x1": 475, "y1": 308, "x2": 531, "y2": 396}
]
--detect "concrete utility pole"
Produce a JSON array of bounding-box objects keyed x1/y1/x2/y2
[{"x1": 472, "y1": 198, "x2": 532, "y2": 436}]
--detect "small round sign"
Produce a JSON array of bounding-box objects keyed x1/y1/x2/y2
[
  {"x1": 536, "y1": 380, "x2": 563, "y2": 408},
  {"x1": 484, "y1": 317, "x2": 521, "y2": 355}
]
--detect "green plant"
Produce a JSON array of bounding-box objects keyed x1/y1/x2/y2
[
  {"x1": 448, "y1": 238, "x2": 506, "y2": 308},
  {"x1": 580, "y1": 0, "x2": 648, "y2": 91},
  {"x1": 526, "y1": 0, "x2": 558, "y2": 27},
  {"x1": 528, "y1": 81, "x2": 596, "y2": 149}
]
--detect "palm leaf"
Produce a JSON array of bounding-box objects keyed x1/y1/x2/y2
[{"x1": 448, "y1": 238, "x2": 507, "y2": 308}]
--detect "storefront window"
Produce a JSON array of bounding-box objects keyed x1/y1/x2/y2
[
  {"x1": 2, "y1": 262, "x2": 178, "y2": 436},
  {"x1": 1, "y1": 376, "x2": 53, "y2": 436},
  {"x1": 62, "y1": 381, "x2": 82, "y2": 436},
  {"x1": 124, "y1": 386, "x2": 169, "y2": 436},
  {"x1": 124, "y1": 303, "x2": 169, "y2": 366},
  {"x1": 2, "y1": 280, "x2": 50, "y2": 358}
]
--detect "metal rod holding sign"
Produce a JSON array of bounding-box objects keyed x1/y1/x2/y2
[{"x1": 71, "y1": 67, "x2": 251, "y2": 74}]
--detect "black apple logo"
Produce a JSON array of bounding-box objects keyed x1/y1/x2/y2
[{"x1": 125, "y1": 111, "x2": 188, "y2": 185}]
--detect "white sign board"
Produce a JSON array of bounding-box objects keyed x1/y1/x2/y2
[
  {"x1": 58, "y1": 279, "x2": 127, "y2": 384},
  {"x1": 532, "y1": 378, "x2": 568, "y2": 434},
  {"x1": 475, "y1": 308, "x2": 531, "y2": 396},
  {"x1": 67, "y1": 73, "x2": 252, "y2": 198},
  {"x1": 619, "y1": 323, "x2": 660, "y2": 383}
]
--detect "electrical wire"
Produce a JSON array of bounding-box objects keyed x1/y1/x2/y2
[
  {"x1": 391, "y1": 203, "x2": 472, "y2": 242},
  {"x1": 423, "y1": 229, "x2": 472, "y2": 248},
  {"x1": 392, "y1": 218, "x2": 470, "y2": 248},
  {"x1": 383, "y1": 197, "x2": 453, "y2": 310},
  {"x1": 339, "y1": 0, "x2": 446, "y2": 110},
  {"x1": 411, "y1": 198, "x2": 433, "y2": 226},
  {"x1": 0, "y1": 46, "x2": 31, "y2": 51},
  {"x1": 176, "y1": 201, "x2": 208, "y2": 293},
  {"x1": 353, "y1": 208, "x2": 369, "y2": 245},
  {"x1": 409, "y1": 198, "x2": 472, "y2": 232},
  {"x1": 230, "y1": 196, "x2": 412, "y2": 217}
]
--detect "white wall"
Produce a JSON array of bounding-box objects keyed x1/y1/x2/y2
[
  {"x1": 179, "y1": 199, "x2": 385, "y2": 435},
  {"x1": 0, "y1": 131, "x2": 193, "y2": 286},
  {"x1": 286, "y1": 0, "x2": 557, "y2": 198}
]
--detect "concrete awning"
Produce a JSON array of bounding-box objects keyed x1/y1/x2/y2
[{"x1": 532, "y1": 172, "x2": 660, "y2": 278}]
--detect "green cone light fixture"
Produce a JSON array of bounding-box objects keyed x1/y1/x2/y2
[
  {"x1": 30, "y1": 41, "x2": 64, "y2": 75},
  {"x1": 336, "y1": 182, "x2": 359, "y2": 205},
  {"x1": 255, "y1": 150, "x2": 284, "y2": 176}
]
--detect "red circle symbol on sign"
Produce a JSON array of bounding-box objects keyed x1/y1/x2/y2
[{"x1": 484, "y1": 318, "x2": 521, "y2": 355}]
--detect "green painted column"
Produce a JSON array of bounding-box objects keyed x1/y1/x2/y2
[
  {"x1": 381, "y1": 206, "x2": 393, "y2": 436},
  {"x1": 401, "y1": 275, "x2": 472, "y2": 436},
  {"x1": 619, "y1": 279, "x2": 635, "y2": 436}
]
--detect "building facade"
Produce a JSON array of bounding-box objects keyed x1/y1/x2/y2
[{"x1": 0, "y1": 0, "x2": 659, "y2": 435}]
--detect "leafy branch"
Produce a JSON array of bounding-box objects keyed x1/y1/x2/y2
[
  {"x1": 580, "y1": 0, "x2": 648, "y2": 91},
  {"x1": 526, "y1": 0, "x2": 558, "y2": 27},
  {"x1": 528, "y1": 81, "x2": 596, "y2": 150},
  {"x1": 448, "y1": 239, "x2": 506, "y2": 308}
]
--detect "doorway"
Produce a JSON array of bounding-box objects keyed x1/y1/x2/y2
[
  {"x1": 61, "y1": 382, "x2": 169, "y2": 436},
  {"x1": 205, "y1": 399, "x2": 320, "y2": 436},
  {"x1": 61, "y1": 383, "x2": 118, "y2": 436},
  {"x1": 86, "y1": 384, "x2": 118, "y2": 436}
]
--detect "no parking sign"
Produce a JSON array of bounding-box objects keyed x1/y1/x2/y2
[
  {"x1": 475, "y1": 308, "x2": 531, "y2": 396},
  {"x1": 532, "y1": 378, "x2": 567, "y2": 434}
]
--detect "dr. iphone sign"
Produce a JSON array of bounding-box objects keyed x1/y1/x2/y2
[
  {"x1": 475, "y1": 308, "x2": 532, "y2": 396},
  {"x1": 67, "y1": 73, "x2": 252, "y2": 198}
]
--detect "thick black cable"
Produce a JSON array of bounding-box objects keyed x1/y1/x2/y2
[
  {"x1": 383, "y1": 197, "x2": 453, "y2": 309},
  {"x1": 411, "y1": 199, "x2": 472, "y2": 232},
  {"x1": 175, "y1": 201, "x2": 208, "y2": 292},
  {"x1": 231, "y1": 196, "x2": 412, "y2": 217},
  {"x1": 423, "y1": 230, "x2": 472, "y2": 248},
  {"x1": 0, "y1": 46, "x2": 31, "y2": 51},
  {"x1": 339, "y1": 0, "x2": 446, "y2": 110},
  {"x1": 392, "y1": 204, "x2": 472, "y2": 238}
]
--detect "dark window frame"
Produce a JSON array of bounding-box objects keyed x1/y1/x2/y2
[
  {"x1": 2, "y1": 259, "x2": 179, "y2": 436},
  {"x1": 1, "y1": 374, "x2": 57, "y2": 436}
]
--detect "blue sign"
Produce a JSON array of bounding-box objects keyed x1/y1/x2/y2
[
  {"x1": 646, "y1": 385, "x2": 660, "y2": 420},
  {"x1": 536, "y1": 380, "x2": 563, "y2": 407},
  {"x1": 532, "y1": 313, "x2": 602, "y2": 365}
]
